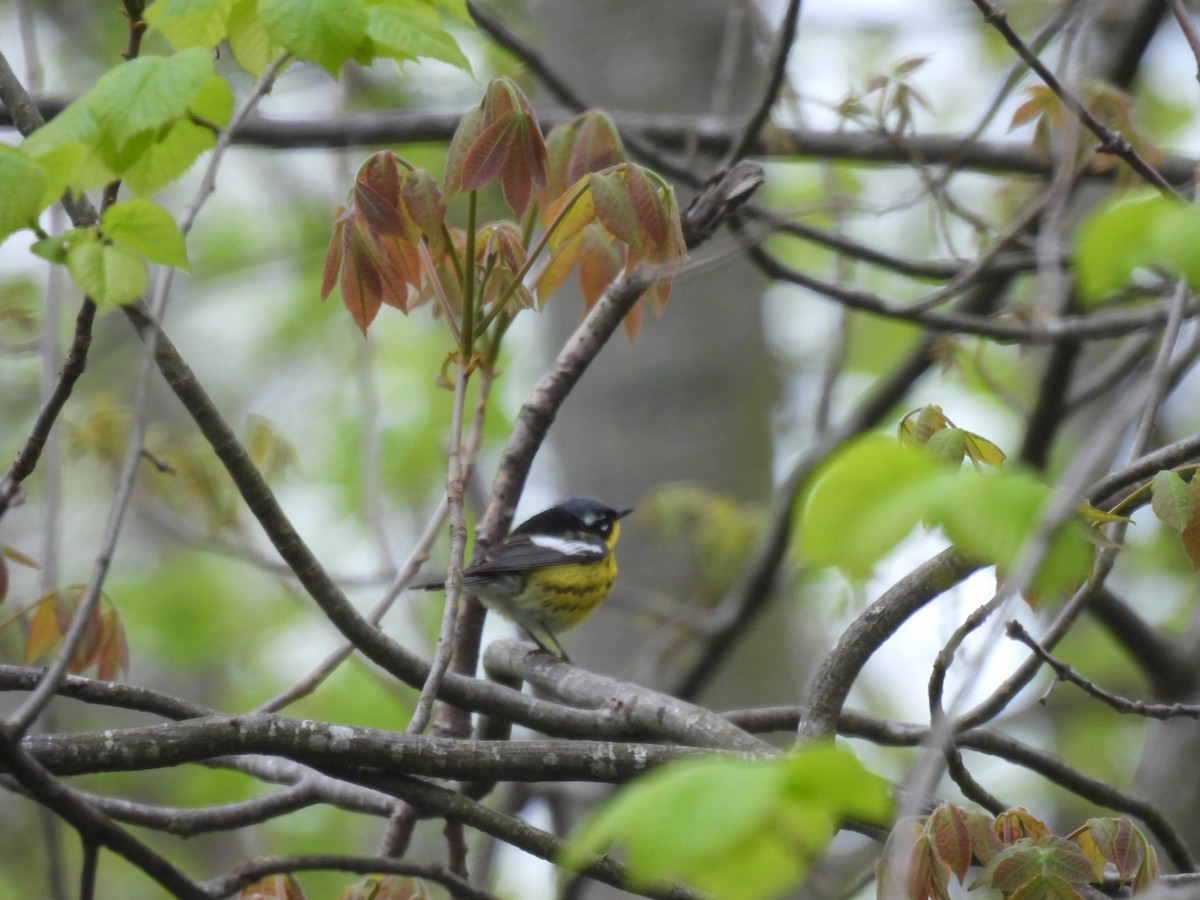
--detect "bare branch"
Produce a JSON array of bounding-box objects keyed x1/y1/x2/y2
[
  {"x1": 1006, "y1": 620, "x2": 1200, "y2": 721},
  {"x1": 724, "y1": 0, "x2": 803, "y2": 166},
  {"x1": 799, "y1": 549, "x2": 982, "y2": 740}
]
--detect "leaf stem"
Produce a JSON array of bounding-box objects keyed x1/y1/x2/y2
[
  {"x1": 474, "y1": 180, "x2": 590, "y2": 338},
  {"x1": 460, "y1": 191, "x2": 478, "y2": 362}
]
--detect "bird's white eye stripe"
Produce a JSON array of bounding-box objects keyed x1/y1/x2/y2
[{"x1": 529, "y1": 535, "x2": 606, "y2": 557}]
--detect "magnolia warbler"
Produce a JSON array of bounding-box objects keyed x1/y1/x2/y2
[{"x1": 416, "y1": 497, "x2": 632, "y2": 660}]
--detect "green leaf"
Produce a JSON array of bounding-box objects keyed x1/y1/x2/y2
[
  {"x1": 939, "y1": 467, "x2": 1092, "y2": 601},
  {"x1": 22, "y1": 104, "x2": 115, "y2": 194},
  {"x1": 258, "y1": 0, "x2": 370, "y2": 75},
  {"x1": 27, "y1": 141, "x2": 87, "y2": 209},
  {"x1": 1073, "y1": 190, "x2": 1200, "y2": 306},
  {"x1": 31, "y1": 233, "x2": 72, "y2": 264},
  {"x1": 123, "y1": 75, "x2": 233, "y2": 195},
  {"x1": 228, "y1": 0, "x2": 282, "y2": 75},
  {"x1": 366, "y1": 5, "x2": 471, "y2": 71},
  {"x1": 88, "y1": 48, "x2": 215, "y2": 149},
  {"x1": 144, "y1": 0, "x2": 235, "y2": 49},
  {"x1": 1074, "y1": 191, "x2": 1166, "y2": 305},
  {"x1": 0, "y1": 145, "x2": 48, "y2": 244},
  {"x1": 101, "y1": 199, "x2": 190, "y2": 270},
  {"x1": 925, "y1": 427, "x2": 967, "y2": 466},
  {"x1": 963, "y1": 430, "x2": 1007, "y2": 467},
  {"x1": 797, "y1": 434, "x2": 942, "y2": 579},
  {"x1": 779, "y1": 742, "x2": 892, "y2": 826},
  {"x1": 563, "y1": 744, "x2": 889, "y2": 900},
  {"x1": 22, "y1": 49, "x2": 228, "y2": 196},
  {"x1": 1150, "y1": 470, "x2": 1195, "y2": 532},
  {"x1": 67, "y1": 235, "x2": 148, "y2": 308}
]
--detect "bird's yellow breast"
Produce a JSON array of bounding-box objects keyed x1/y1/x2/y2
[{"x1": 520, "y1": 551, "x2": 617, "y2": 630}]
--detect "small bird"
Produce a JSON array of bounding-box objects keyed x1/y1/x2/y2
[{"x1": 416, "y1": 497, "x2": 632, "y2": 660}]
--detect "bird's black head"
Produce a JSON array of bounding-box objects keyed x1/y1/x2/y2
[{"x1": 513, "y1": 497, "x2": 634, "y2": 539}]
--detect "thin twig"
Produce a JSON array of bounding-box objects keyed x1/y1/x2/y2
[
  {"x1": 406, "y1": 366, "x2": 470, "y2": 736},
  {"x1": 924, "y1": 594, "x2": 1010, "y2": 813},
  {"x1": 724, "y1": 0, "x2": 803, "y2": 166},
  {"x1": 1006, "y1": 621, "x2": 1200, "y2": 720},
  {"x1": 968, "y1": 0, "x2": 1178, "y2": 196},
  {"x1": 744, "y1": 238, "x2": 1186, "y2": 343}
]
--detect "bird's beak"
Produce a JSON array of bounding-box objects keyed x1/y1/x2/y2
[{"x1": 616, "y1": 507, "x2": 634, "y2": 520}]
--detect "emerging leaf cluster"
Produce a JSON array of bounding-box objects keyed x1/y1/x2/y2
[
  {"x1": 0, "y1": 48, "x2": 224, "y2": 304},
  {"x1": 0, "y1": 2, "x2": 473, "y2": 309},
  {"x1": 799, "y1": 424, "x2": 1092, "y2": 601},
  {"x1": 3, "y1": 585, "x2": 130, "y2": 682},
  {"x1": 321, "y1": 77, "x2": 686, "y2": 341},
  {"x1": 878, "y1": 804, "x2": 1159, "y2": 899},
  {"x1": 1009, "y1": 82, "x2": 1160, "y2": 189},
  {"x1": 562, "y1": 743, "x2": 892, "y2": 900},
  {"x1": 898, "y1": 404, "x2": 1006, "y2": 469},
  {"x1": 836, "y1": 55, "x2": 931, "y2": 136}
]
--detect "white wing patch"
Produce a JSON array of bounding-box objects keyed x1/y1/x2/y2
[{"x1": 529, "y1": 534, "x2": 606, "y2": 558}]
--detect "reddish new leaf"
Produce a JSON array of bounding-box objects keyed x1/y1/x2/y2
[
  {"x1": 398, "y1": 168, "x2": 446, "y2": 253},
  {"x1": 445, "y1": 104, "x2": 485, "y2": 194},
  {"x1": 477, "y1": 221, "x2": 527, "y2": 274},
  {"x1": 567, "y1": 110, "x2": 626, "y2": 184},
  {"x1": 589, "y1": 170, "x2": 642, "y2": 250},
  {"x1": 371, "y1": 234, "x2": 420, "y2": 311},
  {"x1": 926, "y1": 804, "x2": 973, "y2": 880},
  {"x1": 995, "y1": 808, "x2": 1050, "y2": 844},
  {"x1": 353, "y1": 151, "x2": 404, "y2": 236},
  {"x1": 94, "y1": 607, "x2": 129, "y2": 681},
  {"x1": 535, "y1": 229, "x2": 585, "y2": 305},
  {"x1": 25, "y1": 593, "x2": 62, "y2": 663},
  {"x1": 497, "y1": 111, "x2": 548, "y2": 216},
  {"x1": 1081, "y1": 818, "x2": 1141, "y2": 883},
  {"x1": 875, "y1": 820, "x2": 938, "y2": 900},
  {"x1": 321, "y1": 210, "x2": 349, "y2": 301},
  {"x1": 458, "y1": 112, "x2": 520, "y2": 193},
  {"x1": 579, "y1": 224, "x2": 623, "y2": 311},
  {"x1": 340, "y1": 224, "x2": 384, "y2": 333},
  {"x1": 454, "y1": 78, "x2": 548, "y2": 216},
  {"x1": 622, "y1": 298, "x2": 644, "y2": 340},
  {"x1": 963, "y1": 807, "x2": 1005, "y2": 866},
  {"x1": 642, "y1": 276, "x2": 673, "y2": 316},
  {"x1": 624, "y1": 162, "x2": 669, "y2": 249},
  {"x1": 481, "y1": 75, "x2": 521, "y2": 123}
]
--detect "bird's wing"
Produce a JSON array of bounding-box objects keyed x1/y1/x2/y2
[{"x1": 464, "y1": 534, "x2": 608, "y2": 576}]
